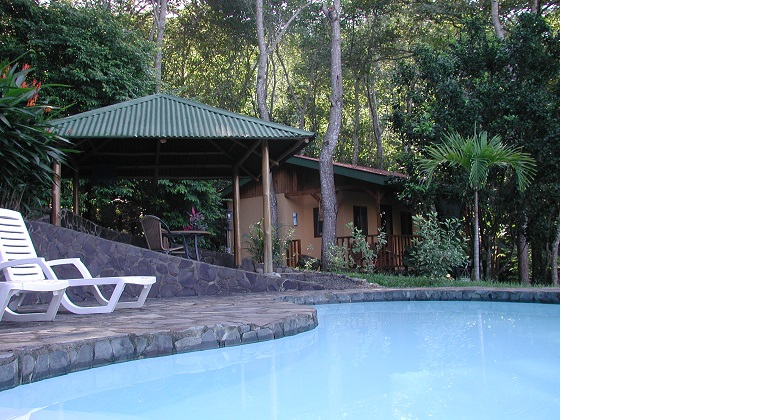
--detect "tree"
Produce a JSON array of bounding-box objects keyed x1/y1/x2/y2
[
  {"x1": 152, "y1": 0, "x2": 168, "y2": 90},
  {"x1": 0, "y1": 58, "x2": 73, "y2": 215},
  {"x1": 419, "y1": 130, "x2": 535, "y2": 281},
  {"x1": 319, "y1": 0, "x2": 343, "y2": 271},
  {"x1": 0, "y1": 0, "x2": 155, "y2": 116}
]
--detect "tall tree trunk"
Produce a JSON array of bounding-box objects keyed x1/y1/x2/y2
[
  {"x1": 320, "y1": 0, "x2": 343, "y2": 271},
  {"x1": 551, "y1": 225, "x2": 560, "y2": 286},
  {"x1": 472, "y1": 189, "x2": 481, "y2": 281},
  {"x1": 517, "y1": 216, "x2": 530, "y2": 285},
  {"x1": 491, "y1": 0, "x2": 506, "y2": 40},
  {"x1": 365, "y1": 73, "x2": 384, "y2": 169},
  {"x1": 531, "y1": 0, "x2": 542, "y2": 15},
  {"x1": 153, "y1": 0, "x2": 167, "y2": 91},
  {"x1": 352, "y1": 75, "x2": 361, "y2": 165},
  {"x1": 255, "y1": 0, "x2": 270, "y2": 121}
]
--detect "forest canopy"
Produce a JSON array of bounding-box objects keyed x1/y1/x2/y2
[{"x1": 1, "y1": 0, "x2": 559, "y2": 283}]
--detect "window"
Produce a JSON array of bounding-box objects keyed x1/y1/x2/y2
[
  {"x1": 313, "y1": 207, "x2": 323, "y2": 237},
  {"x1": 380, "y1": 205, "x2": 393, "y2": 235},
  {"x1": 353, "y1": 206, "x2": 368, "y2": 235},
  {"x1": 400, "y1": 211, "x2": 413, "y2": 236}
]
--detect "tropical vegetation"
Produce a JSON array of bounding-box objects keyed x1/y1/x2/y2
[{"x1": 0, "y1": 0, "x2": 559, "y2": 284}]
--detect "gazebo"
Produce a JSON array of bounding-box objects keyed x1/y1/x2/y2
[{"x1": 49, "y1": 93, "x2": 316, "y2": 270}]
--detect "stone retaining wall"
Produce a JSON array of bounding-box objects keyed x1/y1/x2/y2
[{"x1": 24, "y1": 220, "x2": 327, "y2": 305}]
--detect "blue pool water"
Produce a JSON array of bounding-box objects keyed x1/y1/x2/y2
[{"x1": 0, "y1": 301, "x2": 559, "y2": 419}]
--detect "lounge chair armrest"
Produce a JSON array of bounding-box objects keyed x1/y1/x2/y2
[
  {"x1": 45, "y1": 258, "x2": 94, "y2": 279},
  {"x1": 0, "y1": 257, "x2": 59, "y2": 280}
]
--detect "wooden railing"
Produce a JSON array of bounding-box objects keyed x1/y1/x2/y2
[
  {"x1": 336, "y1": 234, "x2": 415, "y2": 272},
  {"x1": 286, "y1": 239, "x2": 301, "y2": 267},
  {"x1": 285, "y1": 235, "x2": 415, "y2": 271}
]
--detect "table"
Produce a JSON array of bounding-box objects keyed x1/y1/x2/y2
[{"x1": 169, "y1": 230, "x2": 211, "y2": 261}]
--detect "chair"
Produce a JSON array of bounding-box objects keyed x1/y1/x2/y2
[
  {"x1": 0, "y1": 208, "x2": 156, "y2": 316},
  {"x1": 0, "y1": 257, "x2": 68, "y2": 322},
  {"x1": 140, "y1": 215, "x2": 186, "y2": 257}
]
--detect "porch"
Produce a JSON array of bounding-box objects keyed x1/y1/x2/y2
[{"x1": 286, "y1": 235, "x2": 415, "y2": 272}]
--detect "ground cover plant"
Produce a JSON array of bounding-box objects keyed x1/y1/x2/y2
[{"x1": 351, "y1": 272, "x2": 549, "y2": 289}]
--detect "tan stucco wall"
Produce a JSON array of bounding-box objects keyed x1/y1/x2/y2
[{"x1": 237, "y1": 189, "x2": 410, "y2": 262}]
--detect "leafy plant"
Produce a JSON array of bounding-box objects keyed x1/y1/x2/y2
[
  {"x1": 0, "y1": 57, "x2": 73, "y2": 214},
  {"x1": 184, "y1": 207, "x2": 206, "y2": 230},
  {"x1": 325, "y1": 222, "x2": 386, "y2": 274},
  {"x1": 408, "y1": 211, "x2": 469, "y2": 279},
  {"x1": 243, "y1": 219, "x2": 295, "y2": 266}
]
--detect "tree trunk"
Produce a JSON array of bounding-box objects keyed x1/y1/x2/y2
[
  {"x1": 153, "y1": 0, "x2": 167, "y2": 91},
  {"x1": 352, "y1": 75, "x2": 361, "y2": 165},
  {"x1": 491, "y1": 0, "x2": 506, "y2": 40},
  {"x1": 531, "y1": 0, "x2": 542, "y2": 15},
  {"x1": 550, "y1": 225, "x2": 559, "y2": 286},
  {"x1": 517, "y1": 216, "x2": 530, "y2": 285},
  {"x1": 472, "y1": 189, "x2": 481, "y2": 281},
  {"x1": 320, "y1": 0, "x2": 343, "y2": 271},
  {"x1": 365, "y1": 73, "x2": 384, "y2": 169},
  {"x1": 255, "y1": 0, "x2": 270, "y2": 121}
]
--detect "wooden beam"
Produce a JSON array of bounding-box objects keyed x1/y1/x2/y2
[
  {"x1": 262, "y1": 142, "x2": 273, "y2": 273},
  {"x1": 233, "y1": 171, "x2": 242, "y2": 267},
  {"x1": 51, "y1": 162, "x2": 61, "y2": 226},
  {"x1": 73, "y1": 171, "x2": 80, "y2": 215}
]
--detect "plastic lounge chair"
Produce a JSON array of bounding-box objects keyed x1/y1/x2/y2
[
  {"x1": 140, "y1": 215, "x2": 187, "y2": 257},
  {"x1": 0, "y1": 208, "x2": 156, "y2": 315},
  {"x1": 0, "y1": 256, "x2": 68, "y2": 322}
]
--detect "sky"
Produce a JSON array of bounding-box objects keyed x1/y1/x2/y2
[{"x1": 563, "y1": 2, "x2": 768, "y2": 418}]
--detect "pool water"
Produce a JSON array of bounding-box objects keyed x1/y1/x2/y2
[{"x1": 0, "y1": 301, "x2": 559, "y2": 419}]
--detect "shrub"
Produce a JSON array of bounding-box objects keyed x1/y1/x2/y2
[
  {"x1": 326, "y1": 221, "x2": 386, "y2": 273},
  {"x1": 408, "y1": 211, "x2": 469, "y2": 278},
  {"x1": 243, "y1": 219, "x2": 295, "y2": 266},
  {"x1": 0, "y1": 57, "x2": 72, "y2": 214}
]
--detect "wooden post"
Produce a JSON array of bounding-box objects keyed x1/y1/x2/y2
[
  {"x1": 51, "y1": 162, "x2": 61, "y2": 226},
  {"x1": 262, "y1": 141, "x2": 273, "y2": 273},
  {"x1": 73, "y1": 172, "x2": 79, "y2": 215},
  {"x1": 233, "y1": 171, "x2": 242, "y2": 267}
]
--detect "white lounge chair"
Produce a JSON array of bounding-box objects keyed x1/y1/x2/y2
[
  {"x1": 0, "y1": 256, "x2": 68, "y2": 321},
  {"x1": 0, "y1": 208, "x2": 156, "y2": 316}
]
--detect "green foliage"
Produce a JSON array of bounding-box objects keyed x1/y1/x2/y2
[
  {"x1": 352, "y1": 272, "x2": 538, "y2": 289},
  {"x1": 419, "y1": 130, "x2": 536, "y2": 192},
  {"x1": 325, "y1": 222, "x2": 386, "y2": 274},
  {"x1": 408, "y1": 212, "x2": 468, "y2": 279},
  {"x1": 392, "y1": 13, "x2": 559, "y2": 283},
  {"x1": 62, "y1": 179, "x2": 227, "y2": 251},
  {"x1": 0, "y1": 57, "x2": 73, "y2": 214},
  {"x1": 325, "y1": 242, "x2": 353, "y2": 273},
  {"x1": 0, "y1": 0, "x2": 155, "y2": 116},
  {"x1": 243, "y1": 219, "x2": 295, "y2": 266}
]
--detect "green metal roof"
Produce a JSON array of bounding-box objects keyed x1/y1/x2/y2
[
  {"x1": 49, "y1": 93, "x2": 315, "y2": 180},
  {"x1": 286, "y1": 156, "x2": 407, "y2": 186},
  {"x1": 51, "y1": 93, "x2": 314, "y2": 140}
]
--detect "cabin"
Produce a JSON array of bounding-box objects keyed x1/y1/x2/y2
[{"x1": 230, "y1": 155, "x2": 414, "y2": 271}]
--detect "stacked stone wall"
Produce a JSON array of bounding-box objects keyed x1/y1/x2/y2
[{"x1": 25, "y1": 220, "x2": 326, "y2": 304}]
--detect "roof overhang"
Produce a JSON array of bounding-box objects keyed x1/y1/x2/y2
[{"x1": 50, "y1": 93, "x2": 316, "y2": 180}]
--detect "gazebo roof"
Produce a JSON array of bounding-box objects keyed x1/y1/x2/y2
[{"x1": 49, "y1": 93, "x2": 315, "y2": 180}]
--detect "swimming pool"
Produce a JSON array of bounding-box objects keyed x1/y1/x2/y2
[{"x1": 0, "y1": 300, "x2": 559, "y2": 419}]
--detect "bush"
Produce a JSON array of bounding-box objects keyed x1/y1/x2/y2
[
  {"x1": 326, "y1": 221, "x2": 386, "y2": 273},
  {"x1": 408, "y1": 211, "x2": 468, "y2": 278},
  {"x1": 243, "y1": 219, "x2": 295, "y2": 266},
  {"x1": 0, "y1": 57, "x2": 72, "y2": 214}
]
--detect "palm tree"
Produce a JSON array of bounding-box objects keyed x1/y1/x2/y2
[{"x1": 419, "y1": 130, "x2": 536, "y2": 281}]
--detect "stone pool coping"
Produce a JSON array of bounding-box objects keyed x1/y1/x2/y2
[{"x1": 0, "y1": 287, "x2": 559, "y2": 392}]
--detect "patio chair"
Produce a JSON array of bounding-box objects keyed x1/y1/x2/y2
[
  {"x1": 0, "y1": 257, "x2": 69, "y2": 322},
  {"x1": 140, "y1": 215, "x2": 186, "y2": 257},
  {"x1": 0, "y1": 208, "x2": 156, "y2": 316}
]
